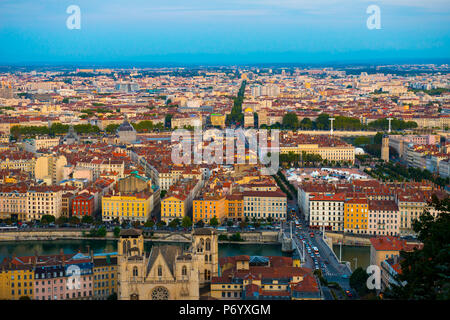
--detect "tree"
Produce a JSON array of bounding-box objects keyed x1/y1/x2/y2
[
  {"x1": 96, "y1": 226, "x2": 107, "y2": 237},
  {"x1": 69, "y1": 216, "x2": 80, "y2": 225},
  {"x1": 168, "y1": 218, "x2": 180, "y2": 229},
  {"x1": 229, "y1": 232, "x2": 243, "y2": 241},
  {"x1": 144, "y1": 219, "x2": 155, "y2": 228},
  {"x1": 282, "y1": 112, "x2": 299, "y2": 130},
  {"x1": 299, "y1": 117, "x2": 313, "y2": 129},
  {"x1": 156, "y1": 220, "x2": 166, "y2": 228},
  {"x1": 56, "y1": 216, "x2": 68, "y2": 225},
  {"x1": 81, "y1": 215, "x2": 94, "y2": 224},
  {"x1": 354, "y1": 136, "x2": 371, "y2": 146},
  {"x1": 196, "y1": 220, "x2": 205, "y2": 228},
  {"x1": 113, "y1": 226, "x2": 121, "y2": 237},
  {"x1": 105, "y1": 124, "x2": 120, "y2": 133},
  {"x1": 239, "y1": 221, "x2": 248, "y2": 229},
  {"x1": 40, "y1": 215, "x2": 55, "y2": 224},
  {"x1": 181, "y1": 216, "x2": 192, "y2": 229},
  {"x1": 209, "y1": 216, "x2": 219, "y2": 227},
  {"x1": 385, "y1": 195, "x2": 450, "y2": 300},
  {"x1": 131, "y1": 221, "x2": 141, "y2": 228},
  {"x1": 350, "y1": 267, "x2": 372, "y2": 297},
  {"x1": 315, "y1": 113, "x2": 330, "y2": 130}
]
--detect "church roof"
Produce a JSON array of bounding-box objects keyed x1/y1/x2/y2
[
  {"x1": 146, "y1": 245, "x2": 182, "y2": 278},
  {"x1": 117, "y1": 117, "x2": 136, "y2": 132}
]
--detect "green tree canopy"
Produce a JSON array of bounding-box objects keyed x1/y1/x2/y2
[
  {"x1": 181, "y1": 216, "x2": 192, "y2": 229},
  {"x1": 40, "y1": 215, "x2": 55, "y2": 224},
  {"x1": 81, "y1": 215, "x2": 94, "y2": 224},
  {"x1": 168, "y1": 218, "x2": 180, "y2": 229},
  {"x1": 282, "y1": 112, "x2": 299, "y2": 130},
  {"x1": 144, "y1": 219, "x2": 155, "y2": 228},
  {"x1": 209, "y1": 216, "x2": 219, "y2": 227},
  {"x1": 350, "y1": 267, "x2": 372, "y2": 297}
]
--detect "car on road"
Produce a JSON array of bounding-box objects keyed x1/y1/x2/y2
[
  {"x1": 345, "y1": 290, "x2": 353, "y2": 297},
  {"x1": 341, "y1": 274, "x2": 349, "y2": 279}
]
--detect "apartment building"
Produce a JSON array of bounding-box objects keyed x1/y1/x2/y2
[
  {"x1": 23, "y1": 136, "x2": 60, "y2": 153},
  {"x1": 72, "y1": 193, "x2": 95, "y2": 218},
  {"x1": 0, "y1": 151, "x2": 36, "y2": 176},
  {"x1": 225, "y1": 193, "x2": 244, "y2": 221},
  {"x1": 26, "y1": 186, "x2": 63, "y2": 221},
  {"x1": 102, "y1": 191, "x2": 155, "y2": 223},
  {"x1": 367, "y1": 200, "x2": 400, "y2": 236},
  {"x1": 369, "y1": 236, "x2": 422, "y2": 269},
  {"x1": 243, "y1": 190, "x2": 287, "y2": 221},
  {"x1": 193, "y1": 194, "x2": 226, "y2": 224},
  {"x1": 93, "y1": 253, "x2": 117, "y2": 300},
  {"x1": 35, "y1": 154, "x2": 67, "y2": 185},
  {"x1": 280, "y1": 134, "x2": 355, "y2": 164},
  {"x1": 160, "y1": 178, "x2": 201, "y2": 223},
  {"x1": 211, "y1": 255, "x2": 320, "y2": 300},
  {"x1": 0, "y1": 185, "x2": 28, "y2": 220},
  {"x1": 344, "y1": 198, "x2": 369, "y2": 235},
  {"x1": 309, "y1": 193, "x2": 345, "y2": 231}
]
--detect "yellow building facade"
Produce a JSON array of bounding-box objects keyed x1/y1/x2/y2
[
  {"x1": 344, "y1": 198, "x2": 368, "y2": 234},
  {"x1": 93, "y1": 254, "x2": 118, "y2": 300},
  {"x1": 193, "y1": 197, "x2": 226, "y2": 223},
  {"x1": 161, "y1": 196, "x2": 186, "y2": 223},
  {"x1": 0, "y1": 267, "x2": 34, "y2": 300},
  {"x1": 102, "y1": 194, "x2": 152, "y2": 223},
  {"x1": 225, "y1": 195, "x2": 243, "y2": 221}
]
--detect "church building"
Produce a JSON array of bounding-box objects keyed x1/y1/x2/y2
[{"x1": 117, "y1": 228, "x2": 218, "y2": 300}]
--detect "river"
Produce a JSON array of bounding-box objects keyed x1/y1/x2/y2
[
  {"x1": 0, "y1": 240, "x2": 368, "y2": 270},
  {"x1": 332, "y1": 244, "x2": 371, "y2": 270},
  {"x1": 0, "y1": 239, "x2": 289, "y2": 261}
]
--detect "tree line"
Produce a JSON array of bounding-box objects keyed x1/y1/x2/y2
[
  {"x1": 11, "y1": 123, "x2": 100, "y2": 138},
  {"x1": 275, "y1": 113, "x2": 417, "y2": 131}
]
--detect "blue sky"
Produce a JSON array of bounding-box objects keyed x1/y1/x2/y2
[{"x1": 0, "y1": 0, "x2": 449, "y2": 65}]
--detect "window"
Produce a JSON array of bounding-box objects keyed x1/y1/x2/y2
[
  {"x1": 182, "y1": 266, "x2": 187, "y2": 276},
  {"x1": 158, "y1": 266, "x2": 162, "y2": 277}
]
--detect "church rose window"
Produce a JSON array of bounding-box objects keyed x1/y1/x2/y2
[{"x1": 151, "y1": 286, "x2": 169, "y2": 300}]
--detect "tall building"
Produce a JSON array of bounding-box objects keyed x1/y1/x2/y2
[{"x1": 381, "y1": 135, "x2": 389, "y2": 162}]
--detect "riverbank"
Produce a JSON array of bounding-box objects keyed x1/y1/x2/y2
[{"x1": 0, "y1": 239, "x2": 287, "y2": 262}]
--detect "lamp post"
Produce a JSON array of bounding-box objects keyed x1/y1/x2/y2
[{"x1": 387, "y1": 117, "x2": 393, "y2": 133}]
